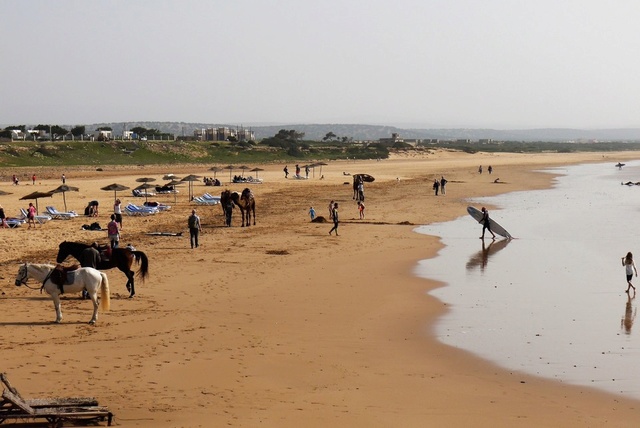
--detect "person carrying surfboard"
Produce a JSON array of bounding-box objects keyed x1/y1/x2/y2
[{"x1": 480, "y1": 207, "x2": 496, "y2": 240}]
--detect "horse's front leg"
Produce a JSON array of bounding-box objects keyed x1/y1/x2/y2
[{"x1": 51, "y1": 293, "x2": 63, "y2": 323}]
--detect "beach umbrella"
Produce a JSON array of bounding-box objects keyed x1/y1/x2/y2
[
  {"x1": 101, "y1": 183, "x2": 130, "y2": 202},
  {"x1": 315, "y1": 162, "x2": 328, "y2": 177},
  {"x1": 181, "y1": 174, "x2": 201, "y2": 201},
  {"x1": 48, "y1": 184, "x2": 79, "y2": 212},
  {"x1": 238, "y1": 165, "x2": 249, "y2": 177},
  {"x1": 250, "y1": 167, "x2": 264, "y2": 179},
  {"x1": 134, "y1": 183, "x2": 155, "y2": 203},
  {"x1": 165, "y1": 179, "x2": 185, "y2": 203},
  {"x1": 223, "y1": 165, "x2": 234, "y2": 182},
  {"x1": 136, "y1": 177, "x2": 157, "y2": 183},
  {"x1": 20, "y1": 190, "x2": 53, "y2": 213},
  {"x1": 209, "y1": 166, "x2": 223, "y2": 178}
]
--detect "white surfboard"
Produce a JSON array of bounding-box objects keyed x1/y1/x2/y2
[{"x1": 467, "y1": 206, "x2": 512, "y2": 239}]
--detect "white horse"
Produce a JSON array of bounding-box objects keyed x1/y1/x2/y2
[{"x1": 14, "y1": 263, "x2": 110, "y2": 325}]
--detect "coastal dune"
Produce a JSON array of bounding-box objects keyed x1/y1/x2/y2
[{"x1": 1, "y1": 150, "x2": 639, "y2": 427}]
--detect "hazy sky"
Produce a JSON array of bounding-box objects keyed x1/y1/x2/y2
[{"x1": 3, "y1": 1, "x2": 640, "y2": 129}]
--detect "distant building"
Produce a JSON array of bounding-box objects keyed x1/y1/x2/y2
[
  {"x1": 195, "y1": 126, "x2": 255, "y2": 142},
  {"x1": 10, "y1": 130, "x2": 26, "y2": 140},
  {"x1": 122, "y1": 131, "x2": 134, "y2": 140},
  {"x1": 478, "y1": 139, "x2": 493, "y2": 144},
  {"x1": 378, "y1": 133, "x2": 404, "y2": 146},
  {"x1": 94, "y1": 130, "x2": 112, "y2": 141}
]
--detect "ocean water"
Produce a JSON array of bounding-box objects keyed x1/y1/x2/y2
[{"x1": 415, "y1": 160, "x2": 640, "y2": 399}]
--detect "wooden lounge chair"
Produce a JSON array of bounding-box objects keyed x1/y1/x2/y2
[{"x1": 0, "y1": 373, "x2": 113, "y2": 426}]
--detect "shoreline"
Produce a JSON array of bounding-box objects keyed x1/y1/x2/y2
[{"x1": 1, "y1": 151, "x2": 640, "y2": 426}]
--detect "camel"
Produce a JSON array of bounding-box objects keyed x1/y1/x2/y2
[
  {"x1": 221, "y1": 188, "x2": 256, "y2": 227},
  {"x1": 352, "y1": 174, "x2": 375, "y2": 201}
]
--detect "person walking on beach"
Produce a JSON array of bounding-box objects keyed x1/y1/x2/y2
[
  {"x1": 479, "y1": 207, "x2": 496, "y2": 240},
  {"x1": 61, "y1": 173, "x2": 66, "y2": 184},
  {"x1": 188, "y1": 209, "x2": 202, "y2": 248},
  {"x1": 478, "y1": 165, "x2": 483, "y2": 174},
  {"x1": 309, "y1": 206, "x2": 316, "y2": 221},
  {"x1": 27, "y1": 202, "x2": 36, "y2": 229},
  {"x1": 622, "y1": 252, "x2": 638, "y2": 293},
  {"x1": 440, "y1": 176, "x2": 448, "y2": 195},
  {"x1": 114, "y1": 199, "x2": 123, "y2": 229},
  {"x1": 358, "y1": 201, "x2": 365, "y2": 219},
  {"x1": 107, "y1": 214, "x2": 120, "y2": 249},
  {"x1": 329, "y1": 203, "x2": 339, "y2": 236},
  {"x1": 433, "y1": 179, "x2": 440, "y2": 196},
  {"x1": 283, "y1": 166, "x2": 289, "y2": 178},
  {"x1": 488, "y1": 165, "x2": 493, "y2": 175},
  {"x1": 32, "y1": 174, "x2": 36, "y2": 185},
  {"x1": 224, "y1": 198, "x2": 234, "y2": 227}
]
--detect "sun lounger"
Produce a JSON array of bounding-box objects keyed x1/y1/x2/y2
[
  {"x1": 125, "y1": 203, "x2": 158, "y2": 216},
  {"x1": 132, "y1": 189, "x2": 156, "y2": 197},
  {"x1": 0, "y1": 373, "x2": 113, "y2": 426},
  {"x1": 143, "y1": 201, "x2": 171, "y2": 211},
  {"x1": 19, "y1": 208, "x2": 52, "y2": 224},
  {"x1": 45, "y1": 206, "x2": 78, "y2": 220},
  {"x1": 5, "y1": 218, "x2": 25, "y2": 228},
  {"x1": 193, "y1": 194, "x2": 220, "y2": 205}
]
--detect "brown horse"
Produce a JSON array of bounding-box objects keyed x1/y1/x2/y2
[
  {"x1": 221, "y1": 188, "x2": 255, "y2": 227},
  {"x1": 57, "y1": 241, "x2": 148, "y2": 298}
]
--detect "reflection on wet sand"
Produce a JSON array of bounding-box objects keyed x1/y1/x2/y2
[
  {"x1": 465, "y1": 238, "x2": 511, "y2": 272},
  {"x1": 621, "y1": 293, "x2": 637, "y2": 335}
]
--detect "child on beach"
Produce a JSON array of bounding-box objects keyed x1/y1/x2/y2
[
  {"x1": 309, "y1": 206, "x2": 316, "y2": 221},
  {"x1": 358, "y1": 201, "x2": 365, "y2": 219},
  {"x1": 622, "y1": 252, "x2": 637, "y2": 293}
]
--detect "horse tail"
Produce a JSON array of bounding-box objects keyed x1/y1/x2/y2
[
  {"x1": 100, "y1": 272, "x2": 110, "y2": 312},
  {"x1": 132, "y1": 250, "x2": 149, "y2": 280}
]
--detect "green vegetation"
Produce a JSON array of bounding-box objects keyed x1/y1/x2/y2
[
  {"x1": 0, "y1": 138, "x2": 390, "y2": 167},
  {"x1": 1, "y1": 129, "x2": 640, "y2": 168}
]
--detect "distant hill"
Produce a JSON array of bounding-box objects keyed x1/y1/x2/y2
[{"x1": 9, "y1": 121, "x2": 640, "y2": 142}]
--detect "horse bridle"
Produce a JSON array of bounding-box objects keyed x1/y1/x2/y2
[{"x1": 15, "y1": 263, "x2": 46, "y2": 291}]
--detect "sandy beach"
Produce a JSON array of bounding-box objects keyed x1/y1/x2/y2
[{"x1": 1, "y1": 150, "x2": 640, "y2": 427}]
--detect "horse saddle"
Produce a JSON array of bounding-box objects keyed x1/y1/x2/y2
[
  {"x1": 98, "y1": 246, "x2": 112, "y2": 262},
  {"x1": 50, "y1": 264, "x2": 80, "y2": 293}
]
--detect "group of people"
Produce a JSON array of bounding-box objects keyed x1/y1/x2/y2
[
  {"x1": 432, "y1": 176, "x2": 447, "y2": 196},
  {"x1": 203, "y1": 177, "x2": 221, "y2": 186},
  {"x1": 283, "y1": 164, "x2": 310, "y2": 179},
  {"x1": 478, "y1": 165, "x2": 493, "y2": 174}
]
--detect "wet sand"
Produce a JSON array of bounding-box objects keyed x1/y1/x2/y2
[
  {"x1": 1, "y1": 151, "x2": 639, "y2": 426},
  {"x1": 418, "y1": 160, "x2": 640, "y2": 400}
]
